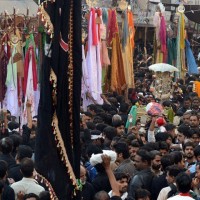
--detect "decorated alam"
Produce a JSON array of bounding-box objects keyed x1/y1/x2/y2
[{"x1": 2, "y1": 0, "x2": 200, "y2": 199}]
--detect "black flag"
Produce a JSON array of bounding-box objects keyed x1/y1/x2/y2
[{"x1": 35, "y1": 0, "x2": 81, "y2": 199}]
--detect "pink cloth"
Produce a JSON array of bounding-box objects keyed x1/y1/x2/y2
[{"x1": 159, "y1": 15, "x2": 167, "y2": 54}]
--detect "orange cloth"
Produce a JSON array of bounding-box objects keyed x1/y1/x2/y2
[{"x1": 193, "y1": 81, "x2": 200, "y2": 97}]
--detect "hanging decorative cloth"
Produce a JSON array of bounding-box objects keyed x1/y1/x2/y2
[
  {"x1": 3, "y1": 45, "x2": 19, "y2": 116},
  {"x1": 159, "y1": 15, "x2": 167, "y2": 62},
  {"x1": 110, "y1": 10, "x2": 126, "y2": 94},
  {"x1": 176, "y1": 13, "x2": 186, "y2": 79},
  {"x1": 86, "y1": 8, "x2": 103, "y2": 104},
  {"x1": 185, "y1": 39, "x2": 198, "y2": 75},
  {"x1": 122, "y1": 11, "x2": 134, "y2": 89},
  {"x1": 0, "y1": 50, "x2": 8, "y2": 103},
  {"x1": 21, "y1": 46, "x2": 38, "y2": 125}
]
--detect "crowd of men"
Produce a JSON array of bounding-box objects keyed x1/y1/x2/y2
[{"x1": 2, "y1": 72, "x2": 200, "y2": 200}]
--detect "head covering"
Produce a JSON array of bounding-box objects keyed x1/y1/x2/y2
[
  {"x1": 156, "y1": 117, "x2": 166, "y2": 127},
  {"x1": 90, "y1": 150, "x2": 117, "y2": 166}
]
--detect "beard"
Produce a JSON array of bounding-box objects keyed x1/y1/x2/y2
[
  {"x1": 186, "y1": 154, "x2": 194, "y2": 159},
  {"x1": 120, "y1": 186, "x2": 128, "y2": 194},
  {"x1": 152, "y1": 164, "x2": 161, "y2": 171}
]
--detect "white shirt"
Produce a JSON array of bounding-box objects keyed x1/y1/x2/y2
[
  {"x1": 108, "y1": 190, "x2": 128, "y2": 200},
  {"x1": 167, "y1": 194, "x2": 194, "y2": 200},
  {"x1": 11, "y1": 177, "x2": 45, "y2": 199},
  {"x1": 157, "y1": 185, "x2": 171, "y2": 200}
]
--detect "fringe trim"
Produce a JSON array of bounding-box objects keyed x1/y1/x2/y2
[
  {"x1": 37, "y1": 2, "x2": 54, "y2": 38},
  {"x1": 35, "y1": 172, "x2": 58, "y2": 200},
  {"x1": 52, "y1": 112, "x2": 78, "y2": 190}
]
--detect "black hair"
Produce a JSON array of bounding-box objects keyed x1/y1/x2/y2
[
  {"x1": 20, "y1": 158, "x2": 34, "y2": 178},
  {"x1": 194, "y1": 145, "x2": 200, "y2": 157},
  {"x1": 176, "y1": 172, "x2": 192, "y2": 193},
  {"x1": 150, "y1": 150, "x2": 161, "y2": 159},
  {"x1": 170, "y1": 151, "x2": 183, "y2": 165},
  {"x1": 155, "y1": 132, "x2": 171, "y2": 142},
  {"x1": 16, "y1": 145, "x2": 33, "y2": 161},
  {"x1": 177, "y1": 125, "x2": 191, "y2": 138},
  {"x1": 39, "y1": 191, "x2": 50, "y2": 200},
  {"x1": 166, "y1": 165, "x2": 182, "y2": 178},
  {"x1": 0, "y1": 160, "x2": 7, "y2": 179},
  {"x1": 189, "y1": 128, "x2": 200, "y2": 137},
  {"x1": 183, "y1": 141, "x2": 194, "y2": 151},
  {"x1": 161, "y1": 154, "x2": 174, "y2": 172},
  {"x1": 23, "y1": 193, "x2": 39, "y2": 200},
  {"x1": 114, "y1": 172, "x2": 129, "y2": 181},
  {"x1": 136, "y1": 149, "x2": 152, "y2": 165},
  {"x1": 86, "y1": 122, "x2": 96, "y2": 130},
  {"x1": 83, "y1": 111, "x2": 93, "y2": 118},
  {"x1": 85, "y1": 144, "x2": 103, "y2": 158},
  {"x1": 93, "y1": 191, "x2": 109, "y2": 200},
  {"x1": 93, "y1": 116, "x2": 104, "y2": 124},
  {"x1": 96, "y1": 123, "x2": 108, "y2": 132},
  {"x1": 9, "y1": 134, "x2": 23, "y2": 154},
  {"x1": 165, "y1": 123, "x2": 176, "y2": 131},
  {"x1": 159, "y1": 141, "x2": 169, "y2": 151},
  {"x1": 119, "y1": 103, "x2": 129, "y2": 113},
  {"x1": 103, "y1": 126, "x2": 117, "y2": 141},
  {"x1": 112, "y1": 120, "x2": 124, "y2": 128},
  {"x1": 0, "y1": 137, "x2": 13, "y2": 154},
  {"x1": 135, "y1": 189, "x2": 151, "y2": 199},
  {"x1": 113, "y1": 142, "x2": 130, "y2": 159}
]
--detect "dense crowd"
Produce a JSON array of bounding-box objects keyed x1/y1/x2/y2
[{"x1": 2, "y1": 68, "x2": 200, "y2": 200}]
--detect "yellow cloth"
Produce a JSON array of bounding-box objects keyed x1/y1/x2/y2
[
  {"x1": 193, "y1": 81, "x2": 200, "y2": 97},
  {"x1": 111, "y1": 33, "x2": 126, "y2": 94},
  {"x1": 180, "y1": 13, "x2": 185, "y2": 50}
]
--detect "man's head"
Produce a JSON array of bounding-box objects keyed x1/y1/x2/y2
[
  {"x1": 166, "y1": 165, "x2": 182, "y2": 185},
  {"x1": 0, "y1": 137, "x2": 13, "y2": 154},
  {"x1": 192, "y1": 97, "x2": 200, "y2": 110},
  {"x1": 165, "y1": 123, "x2": 176, "y2": 139},
  {"x1": 159, "y1": 141, "x2": 169, "y2": 156},
  {"x1": 91, "y1": 130, "x2": 104, "y2": 146},
  {"x1": 135, "y1": 189, "x2": 151, "y2": 200},
  {"x1": 80, "y1": 165, "x2": 87, "y2": 185},
  {"x1": 150, "y1": 151, "x2": 161, "y2": 171},
  {"x1": 190, "y1": 128, "x2": 200, "y2": 146},
  {"x1": 23, "y1": 193, "x2": 39, "y2": 200},
  {"x1": 190, "y1": 114, "x2": 199, "y2": 128},
  {"x1": 113, "y1": 120, "x2": 125, "y2": 136},
  {"x1": 177, "y1": 125, "x2": 190, "y2": 144},
  {"x1": 134, "y1": 150, "x2": 152, "y2": 171},
  {"x1": 103, "y1": 126, "x2": 117, "y2": 147},
  {"x1": 93, "y1": 191, "x2": 109, "y2": 200},
  {"x1": 170, "y1": 151, "x2": 185, "y2": 170},
  {"x1": 176, "y1": 172, "x2": 192, "y2": 193},
  {"x1": 183, "y1": 141, "x2": 195, "y2": 160},
  {"x1": 183, "y1": 97, "x2": 191, "y2": 109},
  {"x1": 161, "y1": 154, "x2": 174, "y2": 172},
  {"x1": 114, "y1": 172, "x2": 128, "y2": 194},
  {"x1": 194, "y1": 145, "x2": 200, "y2": 162},
  {"x1": 113, "y1": 142, "x2": 130, "y2": 163},
  {"x1": 16, "y1": 145, "x2": 33, "y2": 163},
  {"x1": 182, "y1": 111, "x2": 191, "y2": 126},
  {"x1": 20, "y1": 158, "x2": 34, "y2": 178},
  {"x1": 129, "y1": 141, "x2": 140, "y2": 160},
  {"x1": 0, "y1": 160, "x2": 8, "y2": 180}
]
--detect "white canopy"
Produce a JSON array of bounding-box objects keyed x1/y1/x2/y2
[{"x1": 0, "y1": 0, "x2": 38, "y2": 16}]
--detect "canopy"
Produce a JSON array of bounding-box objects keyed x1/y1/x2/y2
[{"x1": 0, "y1": 0, "x2": 38, "y2": 16}]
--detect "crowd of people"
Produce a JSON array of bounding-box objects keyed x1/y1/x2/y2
[{"x1": 1, "y1": 58, "x2": 200, "y2": 200}]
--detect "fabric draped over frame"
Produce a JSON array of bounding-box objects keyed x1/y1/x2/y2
[{"x1": 35, "y1": 0, "x2": 82, "y2": 199}]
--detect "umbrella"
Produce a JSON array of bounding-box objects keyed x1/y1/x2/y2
[
  {"x1": 149, "y1": 63, "x2": 179, "y2": 72},
  {"x1": 146, "y1": 102, "x2": 163, "y2": 116}
]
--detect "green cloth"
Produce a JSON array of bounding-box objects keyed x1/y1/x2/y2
[
  {"x1": 125, "y1": 105, "x2": 137, "y2": 128},
  {"x1": 167, "y1": 107, "x2": 175, "y2": 123}
]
